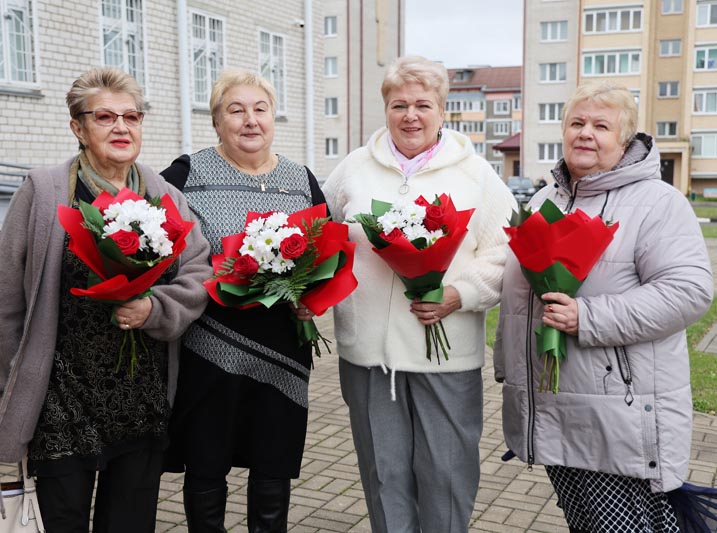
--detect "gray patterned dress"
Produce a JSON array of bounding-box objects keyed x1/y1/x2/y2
[{"x1": 162, "y1": 147, "x2": 326, "y2": 478}]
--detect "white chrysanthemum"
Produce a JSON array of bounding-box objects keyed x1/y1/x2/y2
[
  {"x1": 245, "y1": 218, "x2": 266, "y2": 236},
  {"x1": 399, "y1": 203, "x2": 426, "y2": 225},
  {"x1": 268, "y1": 257, "x2": 295, "y2": 274},
  {"x1": 377, "y1": 210, "x2": 406, "y2": 233},
  {"x1": 403, "y1": 223, "x2": 431, "y2": 242},
  {"x1": 276, "y1": 226, "x2": 303, "y2": 241},
  {"x1": 102, "y1": 219, "x2": 132, "y2": 236},
  {"x1": 425, "y1": 229, "x2": 445, "y2": 246},
  {"x1": 265, "y1": 212, "x2": 289, "y2": 230},
  {"x1": 100, "y1": 199, "x2": 173, "y2": 257}
]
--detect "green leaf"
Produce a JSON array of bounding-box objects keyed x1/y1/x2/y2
[
  {"x1": 306, "y1": 252, "x2": 341, "y2": 283},
  {"x1": 370, "y1": 199, "x2": 393, "y2": 217},
  {"x1": 508, "y1": 204, "x2": 534, "y2": 227},
  {"x1": 410, "y1": 237, "x2": 428, "y2": 249},
  {"x1": 538, "y1": 199, "x2": 565, "y2": 224},
  {"x1": 78, "y1": 200, "x2": 106, "y2": 237}
]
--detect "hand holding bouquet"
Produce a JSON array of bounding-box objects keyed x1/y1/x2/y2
[
  {"x1": 504, "y1": 199, "x2": 619, "y2": 393},
  {"x1": 204, "y1": 204, "x2": 357, "y2": 356},
  {"x1": 57, "y1": 188, "x2": 195, "y2": 375},
  {"x1": 351, "y1": 194, "x2": 474, "y2": 362}
]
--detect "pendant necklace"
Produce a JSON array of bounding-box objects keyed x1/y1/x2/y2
[
  {"x1": 220, "y1": 145, "x2": 274, "y2": 191},
  {"x1": 398, "y1": 176, "x2": 409, "y2": 195}
]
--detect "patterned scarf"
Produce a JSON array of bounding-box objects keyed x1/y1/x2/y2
[{"x1": 68, "y1": 150, "x2": 144, "y2": 203}]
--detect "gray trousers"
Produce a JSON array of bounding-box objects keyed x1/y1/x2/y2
[{"x1": 339, "y1": 358, "x2": 483, "y2": 533}]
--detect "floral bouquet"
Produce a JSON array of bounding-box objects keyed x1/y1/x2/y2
[
  {"x1": 57, "y1": 188, "x2": 194, "y2": 375},
  {"x1": 204, "y1": 203, "x2": 357, "y2": 356},
  {"x1": 504, "y1": 199, "x2": 619, "y2": 393},
  {"x1": 351, "y1": 194, "x2": 475, "y2": 362}
]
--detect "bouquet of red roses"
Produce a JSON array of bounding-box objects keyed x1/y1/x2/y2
[
  {"x1": 204, "y1": 203, "x2": 357, "y2": 356},
  {"x1": 351, "y1": 194, "x2": 475, "y2": 362},
  {"x1": 57, "y1": 188, "x2": 194, "y2": 375},
  {"x1": 504, "y1": 199, "x2": 619, "y2": 393}
]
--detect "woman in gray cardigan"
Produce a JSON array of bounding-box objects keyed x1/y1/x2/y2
[
  {"x1": 495, "y1": 82, "x2": 713, "y2": 532},
  {"x1": 0, "y1": 68, "x2": 211, "y2": 533}
]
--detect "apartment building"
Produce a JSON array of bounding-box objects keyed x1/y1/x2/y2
[
  {"x1": 0, "y1": 1, "x2": 403, "y2": 180},
  {"x1": 523, "y1": 0, "x2": 717, "y2": 195},
  {"x1": 445, "y1": 66, "x2": 522, "y2": 179},
  {"x1": 322, "y1": 0, "x2": 405, "y2": 176}
]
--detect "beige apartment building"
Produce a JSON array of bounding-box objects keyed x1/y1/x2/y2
[
  {"x1": 523, "y1": 0, "x2": 717, "y2": 195},
  {"x1": 0, "y1": 0, "x2": 403, "y2": 180},
  {"x1": 445, "y1": 66, "x2": 522, "y2": 179}
]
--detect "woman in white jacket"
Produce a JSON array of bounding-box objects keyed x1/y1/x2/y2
[
  {"x1": 322, "y1": 56, "x2": 516, "y2": 533},
  {"x1": 495, "y1": 82, "x2": 713, "y2": 532}
]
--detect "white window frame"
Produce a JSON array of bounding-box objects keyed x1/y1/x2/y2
[
  {"x1": 584, "y1": 7, "x2": 642, "y2": 34},
  {"x1": 101, "y1": 0, "x2": 148, "y2": 89},
  {"x1": 491, "y1": 162, "x2": 503, "y2": 175},
  {"x1": 694, "y1": 89, "x2": 717, "y2": 114},
  {"x1": 492, "y1": 148, "x2": 503, "y2": 158},
  {"x1": 582, "y1": 50, "x2": 641, "y2": 76},
  {"x1": 493, "y1": 121, "x2": 510, "y2": 136},
  {"x1": 324, "y1": 56, "x2": 338, "y2": 77},
  {"x1": 462, "y1": 100, "x2": 474, "y2": 111},
  {"x1": 324, "y1": 15, "x2": 337, "y2": 36},
  {"x1": 695, "y1": 46, "x2": 717, "y2": 71},
  {"x1": 692, "y1": 132, "x2": 717, "y2": 157},
  {"x1": 659, "y1": 39, "x2": 681, "y2": 57},
  {"x1": 444, "y1": 120, "x2": 459, "y2": 130},
  {"x1": 697, "y1": 1, "x2": 717, "y2": 26},
  {"x1": 473, "y1": 142, "x2": 485, "y2": 154},
  {"x1": 538, "y1": 143, "x2": 563, "y2": 162},
  {"x1": 325, "y1": 137, "x2": 339, "y2": 158},
  {"x1": 539, "y1": 102, "x2": 564, "y2": 122},
  {"x1": 325, "y1": 96, "x2": 338, "y2": 117},
  {"x1": 513, "y1": 94, "x2": 521, "y2": 110},
  {"x1": 1, "y1": 0, "x2": 40, "y2": 87},
  {"x1": 258, "y1": 30, "x2": 286, "y2": 115},
  {"x1": 540, "y1": 20, "x2": 568, "y2": 41},
  {"x1": 539, "y1": 62, "x2": 566, "y2": 83},
  {"x1": 493, "y1": 100, "x2": 510, "y2": 115},
  {"x1": 658, "y1": 81, "x2": 680, "y2": 98},
  {"x1": 656, "y1": 121, "x2": 678, "y2": 137},
  {"x1": 662, "y1": 0, "x2": 683, "y2": 14},
  {"x1": 190, "y1": 10, "x2": 225, "y2": 107},
  {"x1": 512, "y1": 119, "x2": 522, "y2": 134}
]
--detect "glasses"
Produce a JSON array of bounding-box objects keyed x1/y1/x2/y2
[{"x1": 77, "y1": 109, "x2": 145, "y2": 127}]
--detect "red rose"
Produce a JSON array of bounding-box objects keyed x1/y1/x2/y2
[
  {"x1": 108, "y1": 229, "x2": 140, "y2": 256},
  {"x1": 162, "y1": 217, "x2": 184, "y2": 243},
  {"x1": 280, "y1": 233, "x2": 308, "y2": 259},
  {"x1": 233, "y1": 254, "x2": 259, "y2": 280},
  {"x1": 424, "y1": 204, "x2": 446, "y2": 231},
  {"x1": 380, "y1": 228, "x2": 404, "y2": 242}
]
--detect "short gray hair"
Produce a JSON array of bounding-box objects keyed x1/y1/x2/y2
[
  {"x1": 381, "y1": 56, "x2": 449, "y2": 110},
  {"x1": 66, "y1": 67, "x2": 145, "y2": 119}
]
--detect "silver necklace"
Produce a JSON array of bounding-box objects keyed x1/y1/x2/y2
[{"x1": 398, "y1": 177, "x2": 409, "y2": 195}]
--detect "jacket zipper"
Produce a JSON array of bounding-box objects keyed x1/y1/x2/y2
[
  {"x1": 526, "y1": 290, "x2": 536, "y2": 470},
  {"x1": 614, "y1": 346, "x2": 634, "y2": 406},
  {"x1": 565, "y1": 180, "x2": 579, "y2": 213}
]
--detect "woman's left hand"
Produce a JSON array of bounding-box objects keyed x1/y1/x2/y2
[
  {"x1": 114, "y1": 297, "x2": 152, "y2": 330},
  {"x1": 410, "y1": 285, "x2": 462, "y2": 325},
  {"x1": 291, "y1": 302, "x2": 315, "y2": 322},
  {"x1": 541, "y1": 292, "x2": 579, "y2": 335}
]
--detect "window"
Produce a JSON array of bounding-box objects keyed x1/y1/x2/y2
[
  {"x1": 491, "y1": 162, "x2": 503, "y2": 175},
  {"x1": 460, "y1": 121, "x2": 483, "y2": 133},
  {"x1": 657, "y1": 121, "x2": 677, "y2": 137},
  {"x1": 696, "y1": 47, "x2": 717, "y2": 70},
  {"x1": 583, "y1": 51, "x2": 640, "y2": 76},
  {"x1": 494, "y1": 100, "x2": 510, "y2": 115},
  {"x1": 102, "y1": 0, "x2": 146, "y2": 86},
  {"x1": 693, "y1": 133, "x2": 717, "y2": 157},
  {"x1": 539, "y1": 62, "x2": 566, "y2": 82},
  {"x1": 444, "y1": 120, "x2": 460, "y2": 130},
  {"x1": 492, "y1": 148, "x2": 503, "y2": 158},
  {"x1": 697, "y1": 1, "x2": 717, "y2": 25},
  {"x1": 662, "y1": 0, "x2": 683, "y2": 14},
  {"x1": 324, "y1": 15, "x2": 337, "y2": 35},
  {"x1": 445, "y1": 100, "x2": 460, "y2": 112},
  {"x1": 584, "y1": 8, "x2": 642, "y2": 33},
  {"x1": 325, "y1": 137, "x2": 339, "y2": 158},
  {"x1": 513, "y1": 95, "x2": 521, "y2": 110},
  {"x1": 512, "y1": 120, "x2": 522, "y2": 133},
  {"x1": 0, "y1": 0, "x2": 37, "y2": 84},
  {"x1": 324, "y1": 56, "x2": 338, "y2": 77},
  {"x1": 658, "y1": 81, "x2": 680, "y2": 97},
  {"x1": 539, "y1": 103, "x2": 563, "y2": 122},
  {"x1": 694, "y1": 90, "x2": 717, "y2": 113},
  {"x1": 462, "y1": 100, "x2": 474, "y2": 111},
  {"x1": 659, "y1": 39, "x2": 681, "y2": 57},
  {"x1": 190, "y1": 11, "x2": 224, "y2": 106},
  {"x1": 259, "y1": 30, "x2": 286, "y2": 114},
  {"x1": 539, "y1": 143, "x2": 563, "y2": 162},
  {"x1": 540, "y1": 20, "x2": 567, "y2": 41},
  {"x1": 493, "y1": 121, "x2": 510, "y2": 135},
  {"x1": 473, "y1": 142, "x2": 485, "y2": 154},
  {"x1": 325, "y1": 97, "x2": 338, "y2": 117}
]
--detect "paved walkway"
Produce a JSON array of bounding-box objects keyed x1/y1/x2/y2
[{"x1": 3, "y1": 241, "x2": 717, "y2": 532}]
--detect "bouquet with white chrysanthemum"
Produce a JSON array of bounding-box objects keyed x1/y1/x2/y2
[
  {"x1": 375, "y1": 197, "x2": 447, "y2": 247},
  {"x1": 58, "y1": 188, "x2": 194, "y2": 375}
]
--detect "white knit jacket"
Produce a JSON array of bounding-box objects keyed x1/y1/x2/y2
[{"x1": 322, "y1": 128, "x2": 517, "y2": 373}]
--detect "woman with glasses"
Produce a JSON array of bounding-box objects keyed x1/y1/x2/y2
[{"x1": 0, "y1": 67, "x2": 212, "y2": 533}]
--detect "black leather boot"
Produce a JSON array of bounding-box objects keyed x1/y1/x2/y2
[
  {"x1": 183, "y1": 486, "x2": 228, "y2": 533},
  {"x1": 247, "y1": 477, "x2": 290, "y2": 533}
]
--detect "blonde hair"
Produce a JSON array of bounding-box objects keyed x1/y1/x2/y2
[
  {"x1": 562, "y1": 82, "x2": 637, "y2": 146},
  {"x1": 210, "y1": 69, "x2": 277, "y2": 129},
  {"x1": 66, "y1": 67, "x2": 145, "y2": 119},
  {"x1": 381, "y1": 56, "x2": 449, "y2": 110}
]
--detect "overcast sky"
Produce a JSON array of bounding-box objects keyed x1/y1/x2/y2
[{"x1": 404, "y1": 0, "x2": 524, "y2": 68}]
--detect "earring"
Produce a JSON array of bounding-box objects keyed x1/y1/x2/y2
[{"x1": 437, "y1": 128, "x2": 443, "y2": 142}]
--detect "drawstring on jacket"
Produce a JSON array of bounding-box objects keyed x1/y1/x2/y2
[{"x1": 380, "y1": 363, "x2": 398, "y2": 402}]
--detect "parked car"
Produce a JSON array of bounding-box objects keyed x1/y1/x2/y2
[{"x1": 506, "y1": 176, "x2": 536, "y2": 204}]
